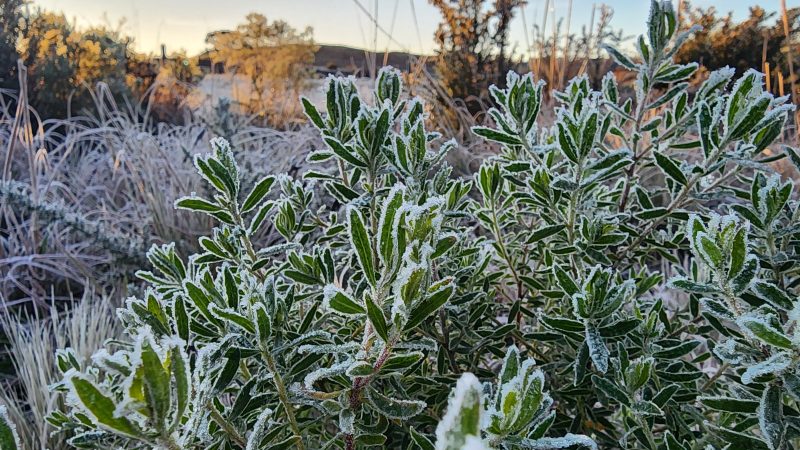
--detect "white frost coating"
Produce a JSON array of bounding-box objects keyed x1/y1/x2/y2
[
  {"x1": 756, "y1": 174, "x2": 790, "y2": 224},
  {"x1": 297, "y1": 342, "x2": 360, "y2": 355},
  {"x1": 758, "y1": 388, "x2": 782, "y2": 450},
  {"x1": 321, "y1": 284, "x2": 353, "y2": 313},
  {"x1": 0, "y1": 404, "x2": 21, "y2": 448},
  {"x1": 520, "y1": 434, "x2": 598, "y2": 449},
  {"x1": 62, "y1": 368, "x2": 145, "y2": 436},
  {"x1": 712, "y1": 339, "x2": 748, "y2": 365},
  {"x1": 435, "y1": 372, "x2": 484, "y2": 450},
  {"x1": 303, "y1": 359, "x2": 352, "y2": 392},
  {"x1": 395, "y1": 337, "x2": 439, "y2": 352},
  {"x1": 741, "y1": 352, "x2": 792, "y2": 385},
  {"x1": 789, "y1": 302, "x2": 800, "y2": 340},
  {"x1": 272, "y1": 330, "x2": 332, "y2": 354},
  {"x1": 245, "y1": 407, "x2": 273, "y2": 450},
  {"x1": 180, "y1": 341, "x2": 221, "y2": 445},
  {"x1": 698, "y1": 66, "x2": 735, "y2": 98},
  {"x1": 209, "y1": 136, "x2": 231, "y2": 153},
  {"x1": 725, "y1": 69, "x2": 763, "y2": 116},
  {"x1": 377, "y1": 183, "x2": 406, "y2": 267},
  {"x1": 90, "y1": 347, "x2": 131, "y2": 375},
  {"x1": 114, "y1": 327, "x2": 161, "y2": 420},
  {"x1": 585, "y1": 325, "x2": 610, "y2": 374},
  {"x1": 462, "y1": 435, "x2": 492, "y2": 450},
  {"x1": 736, "y1": 311, "x2": 785, "y2": 345}
]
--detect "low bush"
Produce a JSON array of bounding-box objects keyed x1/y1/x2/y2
[{"x1": 2, "y1": 1, "x2": 799, "y2": 449}]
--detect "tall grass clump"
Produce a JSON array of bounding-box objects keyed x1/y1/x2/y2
[
  {"x1": 0, "y1": 294, "x2": 119, "y2": 450},
  {"x1": 0, "y1": 75, "x2": 324, "y2": 307},
  {"x1": 1, "y1": 1, "x2": 800, "y2": 449}
]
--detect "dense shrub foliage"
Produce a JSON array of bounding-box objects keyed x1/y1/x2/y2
[{"x1": 3, "y1": 2, "x2": 800, "y2": 449}]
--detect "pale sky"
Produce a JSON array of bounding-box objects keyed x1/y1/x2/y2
[{"x1": 31, "y1": 0, "x2": 787, "y2": 56}]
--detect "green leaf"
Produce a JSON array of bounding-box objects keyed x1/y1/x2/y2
[
  {"x1": 241, "y1": 176, "x2": 276, "y2": 213},
  {"x1": 382, "y1": 352, "x2": 424, "y2": 372},
  {"x1": 0, "y1": 405, "x2": 20, "y2": 450},
  {"x1": 301, "y1": 97, "x2": 325, "y2": 129},
  {"x1": 174, "y1": 196, "x2": 221, "y2": 213},
  {"x1": 667, "y1": 277, "x2": 718, "y2": 294},
  {"x1": 378, "y1": 185, "x2": 404, "y2": 267},
  {"x1": 434, "y1": 373, "x2": 483, "y2": 450},
  {"x1": 139, "y1": 337, "x2": 171, "y2": 429},
  {"x1": 527, "y1": 224, "x2": 565, "y2": 244},
  {"x1": 409, "y1": 427, "x2": 435, "y2": 450},
  {"x1": 728, "y1": 227, "x2": 747, "y2": 279},
  {"x1": 586, "y1": 324, "x2": 609, "y2": 374},
  {"x1": 758, "y1": 384, "x2": 787, "y2": 450},
  {"x1": 68, "y1": 375, "x2": 143, "y2": 438},
  {"x1": 472, "y1": 126, "x2": 522, "y2": 146},
  {"x1": 737, "y1": 314, "x2": 792, "y2": 350},
  {"x1": 653, "y1": 340, "x2": 700, "y2": 359},
  {"x1": 325, "y1": 137, "x2": 366, "y2": 168},
  {"x1": 324, "y1": 286, "x2": 365, "y2": 316},
  {"x1": 365, "y1": 294, "x2": 389, "y2": 342},
  {"x1": 591, "y1": 375, "x2": 630, "y2": 407},
  {"x1": 631, "y1": 400, "x2": 663, "y2": 417},
  {"x1": 653, "y1": 151, "x2": 688, "y2": 185},
  {"x1": 699, "y1": 396, "x2": 759, "y2": 413},
  {"x1": 752, "y1": 281, "x2": 794, "y2": 309},
  {"x1": 348, "y1": 207, "x2": 376, "y2": 287},
  {"x1": 366, "y1": 389, "x2": 426, "y2": 419},
  {"x1": 405, "y1": 280, "x2": 454, "y2": 331},
  {"x1": 601, "y1": 44, "x2": 637, "y2": 70},
  {"x1": 553, "y1": 265, "x2": 579, "y2": 296},
  {"x1": 706, "y1": 423, "x2": 769, "y2": 450}
]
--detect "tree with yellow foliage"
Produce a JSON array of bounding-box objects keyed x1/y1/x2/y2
[{"x1": 205, "y1": 13, "x2": 317, "y2": 126}]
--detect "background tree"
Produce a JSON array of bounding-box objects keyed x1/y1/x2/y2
[
  {"x1": 430, "y1": 0, "x2": 524, "y2": 115},
  {"x1": 675, "y1": 3, "x2": 799, "y2": 96},
  {"x1": 16, "y1": 10, "x2": 146, "y2": 118},
  {"x1": 205, "y1": 13, "x2": 317, "y2": 126},
  {"x1": 0, "y1": 0, "x2": 25, "y2": 91}
]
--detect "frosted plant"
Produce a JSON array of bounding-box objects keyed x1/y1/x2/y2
[
  {"x1": 0, "y1": 404, "x2": 21, "y2": 450},
  {"x1": 428, "y1": 348, "x2": 595, "y2": 450},
  {"x1": 26, "y1": 1, "x2": 800, "y2": 449}
]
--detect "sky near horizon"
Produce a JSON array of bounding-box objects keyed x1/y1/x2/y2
[{"x1": 31, "y1": 0, "x2": 785, "y2": 57}]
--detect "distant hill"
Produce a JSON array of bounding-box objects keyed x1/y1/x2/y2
[{"x1": 313, "y1": 44, "x2": 431, "y2": 76}]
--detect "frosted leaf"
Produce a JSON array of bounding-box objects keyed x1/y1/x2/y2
[
  {"x1": 697, "y1": 66, "x2": 735, "y2": 98},
  {"x1": 377, "y1": 183, "x2": 406, "y2": 268},
  {"x1": 114, "y1": 328, "x2": 160, "y2": 420},
  {"x1": 395, "y1": 337, "x2": 438, "y2": 352},
  {"x1": 297, "y1": 342, "x2": 360, "y2": 355},
  {"x1": 585, "y1": 324, "x2": 609, "y2": 373},
  {"x1": 712, "y1": 338, "x2": 752, "y2": 365},
  {"x1": 789, "y1": 302, "x2": 800, "y2": 330},
  {"x1": 366, "y1": 389, "x2": 427, "y2": 419},
  {"x1": 303, "y1": 359, "x2": 352, "y2": 393},
  {"x1": 462, "y1": 435, "x2": 492, "y2": 450},
  {"x1": 741, "y1": 352, "x2": 792, "y2": 385},
  {"x1": 339, "y1": 409, "x2": 355, "y2": 435},
  {"x1": 436, "y1": 373, "x2": 485, "y2": 450},
  {"x1": 245, "y1": 408, "x2": 273, "y2": 450},
  {"x1": 518, "y1": 434, "x2": 597, "y2": 449},
  {"x1": 758, "y1": 385, "x2": 784, "y2": 450},
  {"x1": 90, "y1": 348, "x2": 132, "y2": 375},
  {"x1": 736, "y1": 311, "x2": 790, "y2": 349},
  {"x1": 273, "y1": 330, "x2": 332, "y2": 354},
  {"x1": 0, "y1": 404, "x2": 21, "y2": 449},
  {"x1": 322, "y1": 284, "x2": 363, "y2": 316}
]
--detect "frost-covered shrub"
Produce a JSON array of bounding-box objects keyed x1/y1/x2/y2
[{"x1": 2, "y1": 1, "x2": 798, "y2": 449}]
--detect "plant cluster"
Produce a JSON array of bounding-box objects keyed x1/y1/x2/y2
[{"x1": 3, "y1": 1, "x2": 800, "y2": 449}]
